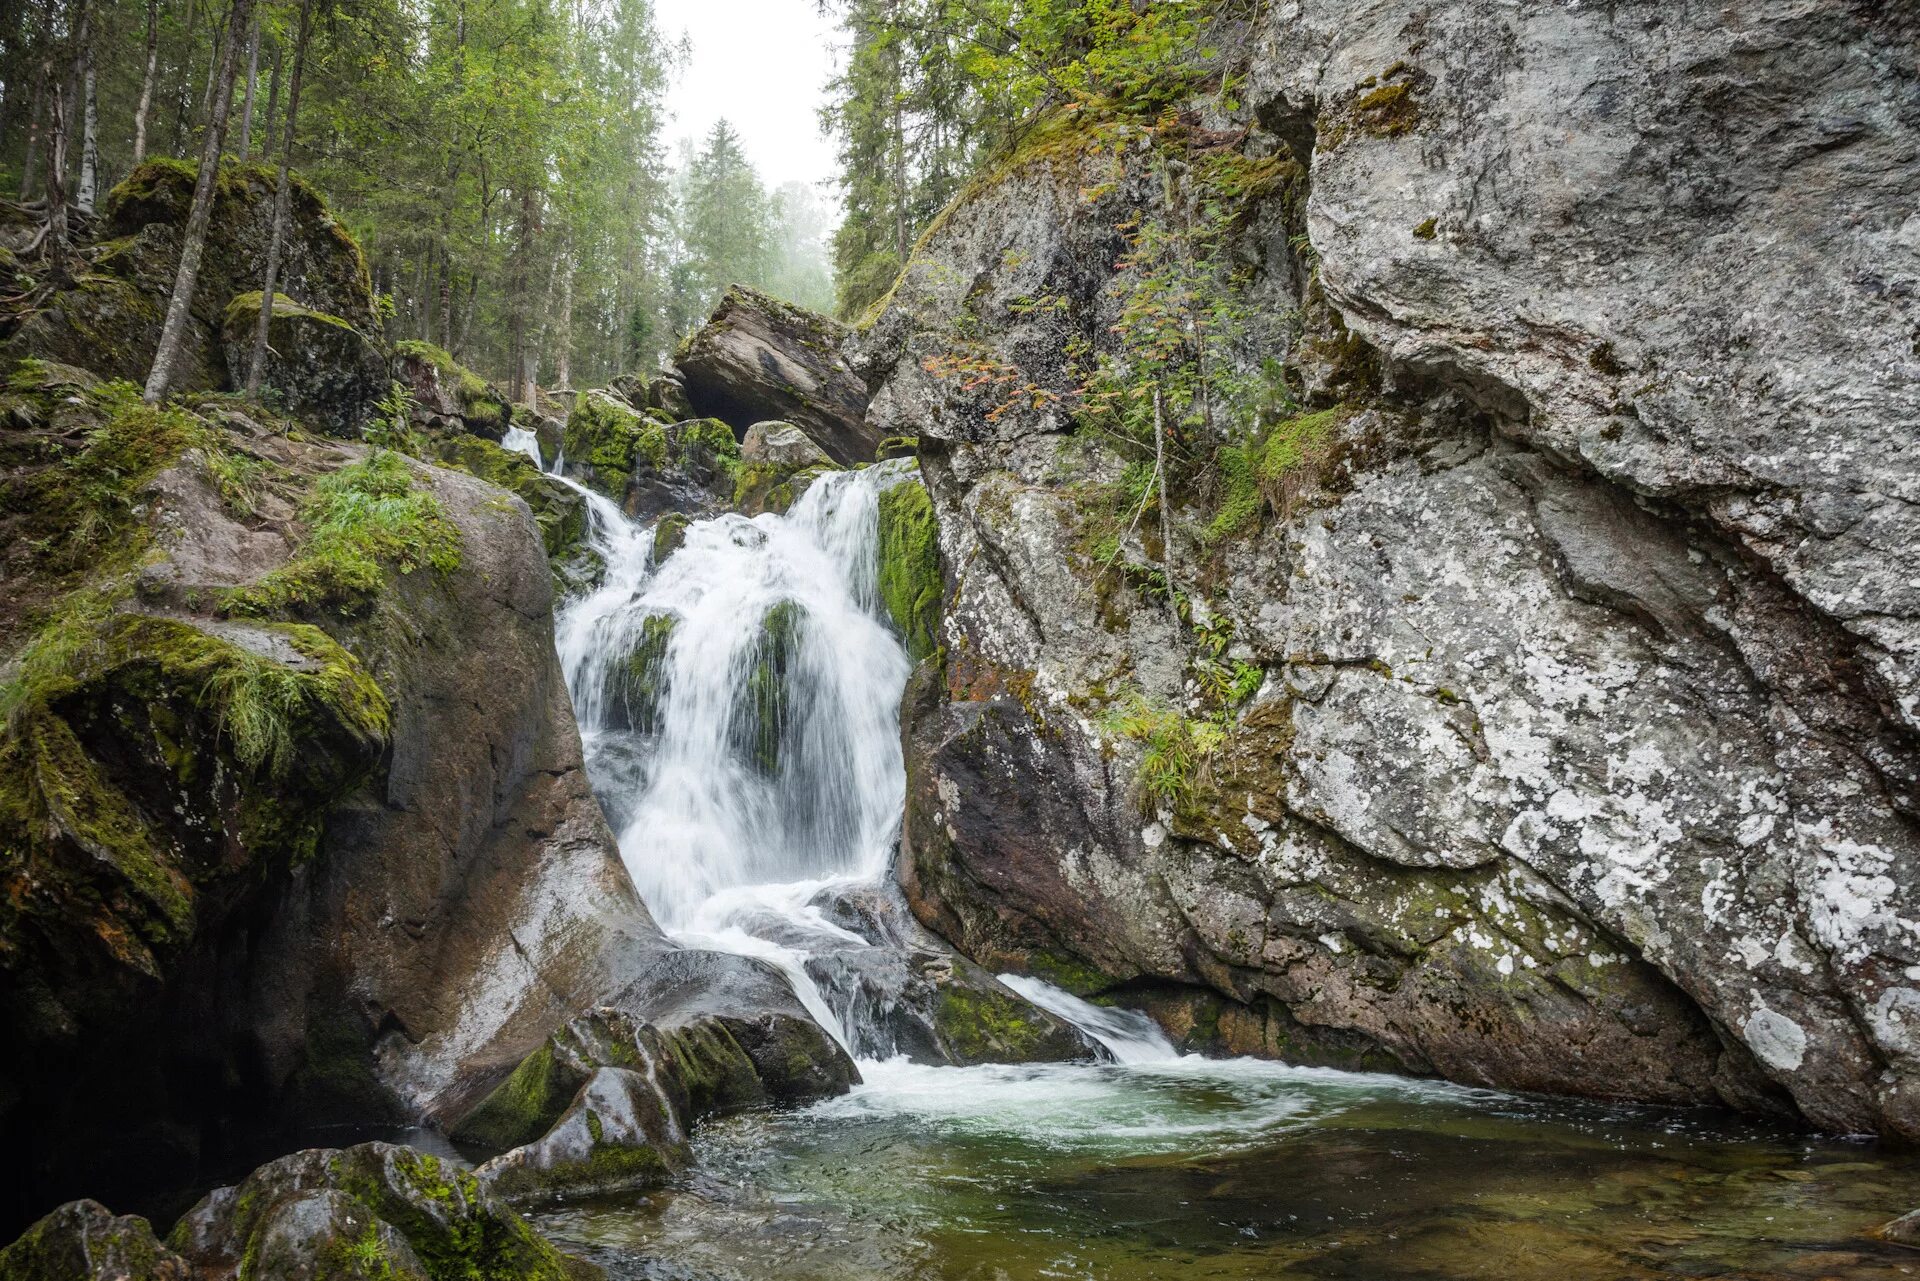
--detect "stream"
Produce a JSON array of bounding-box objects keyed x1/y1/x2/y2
[{"x1": 501, "y1": 429, "x2": 1920, "y2": 1280}]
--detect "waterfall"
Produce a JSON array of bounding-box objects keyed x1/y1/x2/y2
[
  {"x1": 997, "y1": 975, "x2": 1180, "y2": 1064},
  {"x1": 523, "y1": 431, "x2": 913, "y2": 1051}
]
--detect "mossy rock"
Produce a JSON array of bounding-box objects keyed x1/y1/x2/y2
[
  {"x1": 736, "y1": 601, "x2": 803, "y2": 775},
  {"x1": 429, "y1": 434, "x2": 589, "y2": 589},
  {"x1": 221, "y1": 292, "x2": 387, "y2": 438},
  {"x1": 0, "y1": 1199, "x2": 187, "y2": 1281},
  {"x1": 561, "y1": 389, "x2": 663, "y2": 500},
  {"x1": 167, "y1": 1143, "x2": 598, "y2": 1281},
  {"x1": 602, "y1": 613, "x2": 677, "y2": 734},
  {"x1": 931, "y1": 980, "x2": 1092, "y2": 1065},
  {"x1": 393, "y1": 341, "x2": 512, "y2": 440},
  {"x1": 876, "y1": 476, "x2": 942, "y2": 661},
  {"x1": 452, "y1": 1040, "x2": 592, "y2": 1154},
  {"x1": 104, "y1": 159, "x2": 376, "y2": 333},
  {"x1": 653, "y1": 512, "x2": 690, "y2": 561}
]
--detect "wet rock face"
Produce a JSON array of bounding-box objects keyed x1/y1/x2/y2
[
  {"x1": 874, "y1": 5, "x2": 1920, "y2": 1136},
  {"x1": 455, "y1": 950, "x2": 859, "y2": 1203},
  {"x1": 675, "y1": 285, "x2": 878, "y2": 465}
]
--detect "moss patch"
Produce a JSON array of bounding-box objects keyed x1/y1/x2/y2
[
  {"x1": 225, "y1": 450, "x2": 462, "y2": 617},
  {"x1": 876, "y1": 478, "x2": 942, "y2": 661}
]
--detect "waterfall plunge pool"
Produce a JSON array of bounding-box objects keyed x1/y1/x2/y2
[
  {"x1": 534, "y1": 1050, "x2": 1920, "y2": 1280},
  {"x1": 519, "y1": 432, "x2": 1920, "y2": 1281}
]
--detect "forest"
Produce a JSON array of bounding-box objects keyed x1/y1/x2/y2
[
  {"x1": 0, "y1": 0, "x2": 1246, "y2": 396},
  {"x1": 3, "y1": 0, "x2": 1919, "y2": 1277}
]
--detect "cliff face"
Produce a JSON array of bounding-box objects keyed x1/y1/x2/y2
[{"x1": 867, "y1": 2, "x2": 1920, "y2": 1137}]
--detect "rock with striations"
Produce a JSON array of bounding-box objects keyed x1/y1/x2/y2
[{"x1": 675, "y1": 285, "x2": 878, "y2": 465}]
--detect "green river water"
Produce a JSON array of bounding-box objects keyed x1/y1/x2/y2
[{"x1": 536, "y1": 1056, "x2": 1920, "y2": 1281}]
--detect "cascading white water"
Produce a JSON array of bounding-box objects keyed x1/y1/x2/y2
[{"x1": 522, "y1": 433, "x2": 913, "y2": 1048}]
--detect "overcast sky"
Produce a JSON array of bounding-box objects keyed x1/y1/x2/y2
[{"x1": 650, "y1": 0, "x2": 843, "y2": 195}]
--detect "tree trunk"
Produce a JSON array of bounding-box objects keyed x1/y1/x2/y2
[
  {"x1": 245, "y1": 0, "x2": 313, "y2": 395},
  {"x1": 555, "y1": 251, "x2": 573, "y2": 390},
  {"x1": 169, "y1": 0, "x2": 199, "y2": 151},
  {"x1": 259, "y1": 34, "x2": 282, "y2": 158},
  {"x1": 146, "y1": 0, "x2": 258, "y2": 404},
  {"x1": 77, "y1": 42, "x2": 98, "y2": 214},
  {"x1": 44, "y1": 61, "x2": 69, "y2": 275},
  {"x1": 132, "y1": 0, "x2": 159, "y2": 163},
  {"x1": 236, "y1": 11, "x2": 259, "y2": 161},
  {"x1": 19, "y1": 60, "x2": 47, "y2": 199}
]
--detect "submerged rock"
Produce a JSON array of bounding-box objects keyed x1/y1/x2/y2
[
  {"x1": 803, "y1": 881, "x2": 1096, "y2": 1066},
  {"x1": 675, "y1": 285, "x2": 878, "y2": 465}
]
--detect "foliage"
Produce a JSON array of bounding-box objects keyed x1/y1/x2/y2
[
  {"x1": 823, "y1": 0, "x2": 1256, "y2": 316},
  {"x1": 226, "y1": 450, "x2": 461, "y2": 616},
  {"x1": 1101, "y1": 689, "x2": 1225, "y2": 817}
]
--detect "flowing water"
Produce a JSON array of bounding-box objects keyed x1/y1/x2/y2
[{"x1": 507, "y1": 431, "x2": 1920, "y2": 1280}]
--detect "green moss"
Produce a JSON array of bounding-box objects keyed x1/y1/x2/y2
[
  {"x1": 740, "y1": 602, "x2": 802, "y2": 776},
  {"x1": 610, "y1": 613, "x2": 677, "y2": 734},
  {"x1": 658, "y1": 1021, "x2": 765, "y2": 1116},
  {"x1": 1354, "y1": 79, "x2": 1420, "y2": 138},
  {"x1": 1202, "y1": 405, "x2": 1349, "y2": 545},
  {"x1": 875, "y1": 479, "x2": 942, "y2": 662},
  {"x1": 0, "y1": 372, "x2": 225, "y2": 573},
  {"x1": 223, "y1": 289, "x2": 358, "y2": 335},
  {"x1": 1413, "y1": 216, "x2": 1438, "y2": 240},
  {"x1": 875, "y1": 436, "x2": 919, "y2": 461},
  {"x1": 561, "y1": 391, "x2": 663, "y2": 498},
  {"x1": 653, "y1": 513, "x2": 690, "y2": 561},
  {"x1": 394, "y1": 339, "x2": 508, "y2": 432},
  {"x1": 428, "y1": 435, "x2": 586, "y2": 577},
  {"x1": 452, "y1": 1040, "x2": 588, "y2": 1153},
  {"x1": 934, "y1": 983, "x2": 1068, "y2": 1063},
  {"x1": 225, "y1": 450, "x2": 462, "y2": 617},
  {"x1": 672, "y1": 417, "x2": 739, "y2": 468}
]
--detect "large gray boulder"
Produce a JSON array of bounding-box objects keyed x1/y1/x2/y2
[
  {"x1": 867, "y1": 3, "x2": 1920, "y2": 1138},
  {"x1": 675, "y1": 285, "x2": 878, "y2": 465}
]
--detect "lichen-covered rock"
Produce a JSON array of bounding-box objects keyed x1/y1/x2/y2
[
  {"x1": 675, "y1": 285, "x2": 878, "y2": 465},
  {"x1": 866, "y1": 2, "x2": 1920, "y2": 1140},
  {"x1": 222, "y1": 292, "x2": 387, "y2": 437},
  {"x1": 167, "y1": 1143, "x2": 598, "y2": 1280},
  {"x1": 0, "y1": 1200, "x2": 189, "y2": 1281},
  {"x1": 393, "y1": 341, "x2": 512, "y2": 441}
]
